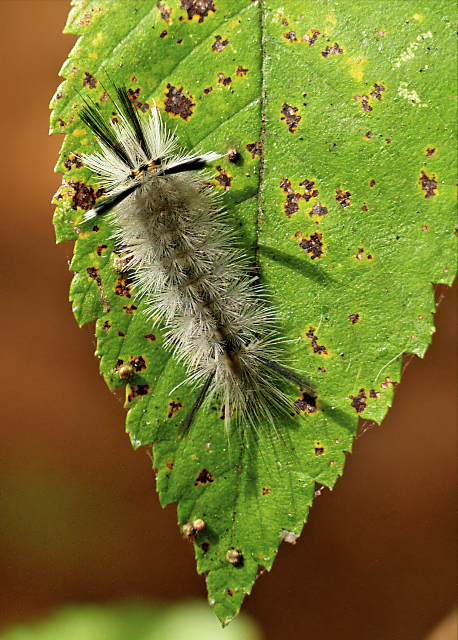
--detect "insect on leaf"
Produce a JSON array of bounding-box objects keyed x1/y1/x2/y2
[{"x1": 50, "y1": 0, "x2": 457, "y2": 625}]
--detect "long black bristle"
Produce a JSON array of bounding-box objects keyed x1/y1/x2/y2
[
  {"x1": 178, "y1": 370, "x2": 216, "y2": 438},
  {"x1": 163, "y1": 157, "x2": 209, "y2": 176},
  {"x1": 113, "y1": 82, "x2": 150, "y2": 158},
  {"x1": 87, "y1": 181, "x2": 142, "y2": 218},
  {"x1": 80, "y1": 99, "x2": 133, "y2": 168},
  {"x1": 253, "y1": 355, "x2": 316, "y2": 393}
]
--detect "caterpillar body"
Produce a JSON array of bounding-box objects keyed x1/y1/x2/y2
[{"x1": 79, "y1": 83, "x2": 314, "y2": 436}]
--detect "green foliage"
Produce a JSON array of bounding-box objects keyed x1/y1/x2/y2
[
  {"x1": 0, "y1": 601, "x2": 260, "y2": 640},
  {"x1": 50, "y1": 0, "x2": 457, "y2": 625}
]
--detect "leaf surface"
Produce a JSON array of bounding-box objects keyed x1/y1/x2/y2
[{"x1": 50, "y1": 0, "x2": 457, "y2": 624}]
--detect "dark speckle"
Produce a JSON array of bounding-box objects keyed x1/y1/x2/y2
[
  {"x1": 419, "y1": 170, "x2": 438, "y2": 198},
  {"x1": 294, "y1": 390, "x2": 317, "y2": 413},
  {"x1": 64, "y1": 155, "x2": 83, "y2": 171},
  {"x1": 370, "y1": 82, "x2": 386, "y2": 101},
  {"x1": 262, "y1": 487, "x2": 272, "y2": 496},
  {"x1": 280, "y1": 177, "x2": 301, "y2": 217},
  {"x1": 314, "y1": 444, "x2": 324, "y2": 456},
  {"x1": 246, "y1": 141, "x2": 262, "y2": 158},
  {"x1": 335, "y1": 187, "x2": 351, "y2": 207},
  {"x1": 130, "y1": 355, "x2": 147, "y2": 372},
  {"x1": 159, "y1": 29, "x2": 167, "y2": 38},
  {"x1": 180, "y1": 0, "x2": 216, "y2": 23},
  {"x1": 284, "y1": 30, "x2": 297, "y2": 42},
  {"x1": 215, "y1": 165, "x2": 233, "y2": 191},
  {"x1": 217, "y1": 72, "x2": 232, "y2": 86},
  {"x1": 68, "y1": 180, "x2": 103, "y2": 211},
  {"x1": 157, "y1": 2, "x2": 172, "y2": 23},
  {"x1": 164, "y1": 83, "x2": 195, "y2": 120},
  {"x1": 369, "y1": 179, "x2": 376, "y2": 187},
  {"x1": 299, "y1": 232, "x2": 324, "y2": 259},
  {"x1": 309, "y1": 201, "x2": 328, "y2": 217},
  {"x1": 350, "y1": 388, "x2": 367, "y2": 413},
  {"x1": 114, "y1": 275, "x2": 132, "y2": 298},
  {"x1": 145, "y1": 333, "x2": 156, "y2": 340},
  {"x1": 212, "y1": 35, "x2": 229, "y2": 52},
  {"x1": 235, "y1": 65, "x2": 249, "y2": 77},
  {"x1": 425, "y1": 147, "x2": 436, "y2": 158},
  {"x1": 200, "y1": 541, "x2": 210, "y2": 553},
  {"x1": 321, "y1": 42, "x2": 343, "y2": 57},
  {"x1": 348, "y1": 313, "x2": 360, "y2": 324},
  {"x1": 280, "y1": 103, "x2": 301, "y2": 133},
  {"x1": 365, "y1": 131, "x2": 372, "y2": 139},
  {"x1": 83, "y1": 71, "x2": 97, "y2": 89},
  {"x1": 370, "y1": 389, "x2": 382, "y2": 398},
  {"x1": 203, "y1": 86, "x2": 213, "y2": 94},
  {"x1": 195, "y1": 468, "x2": 215, "y2": 485},
  {"x1": 127, "y1": 88, "x2": 150, "y2": 113},
  {"x1": 299, "y1": 178, "x2": 319, "y2": 201},
  {"x1": 123, "y1": 304, "x2": 137, "y2": 315},
  {"x1": 127, "y1": 384, "x2": 150, "y2": 402},
  {"x1": 167, "y1": 400, "x2": 183, "y2": 419},
  {"x1": 306, "y1": 327, "x2": 328, "y2": 355}
]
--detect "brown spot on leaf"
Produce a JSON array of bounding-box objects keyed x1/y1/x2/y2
[
  {"x1": 335, "y1": 187, "x2": 351, "y2": 207},
  {"x1": 419, "y1": 171, "x2": 438, "y2": 198},
  {"x1": 425, "y1": 147, "x2": 436, "y2": 158},
  {"x1": 164, "y1": 84, "x2": 195, "y2": 120},
  {"x1": 203, "y1": 86, "x2": 213, "y2": 94},
  {"x1": 380, "y1": 376, "x2": 393, "y2": 390},
  {"x1": 280, "y1": 177, "x2": 301, "y2": 217},
  {"x1": 180, "y1": 0, "x2": 216, "y2": 23},
  {"x1": 167, "y1": 400, "x2": 183, "y2": 418},
  {"x1": 68, "y1": 181, "x2": 104, "y2": 211},
  {"x1": 314, "y1": 444, "x2": 324, "y2": 456},
  {"x1": 294, "y1": 390, "x2": 317, "y2": 413},
  {"x1": 102, "y1": 320, "x2": 111, "y2": 332},
  {"x1": 215, "y1": 165, "x2": 233, "y2": 190},
  {"x1": 385, "y1": 138, "x2": 391, "y2": 144},
  {"x1": 321, "y1": 42, "x2": 343, "y2": 57},
  {"x1": 127, "y1": 88, "x2": 150, "y2": 113},
  {"x1": 246, "y1": 141, "x2": 262, "y2": 158},
  {"x1": 309, "y1": 202, "x2": 328, "y2": 217},
  {"x1": 299, "y1": 232, "x2": 324, "y2": 259},
  {"x1": 127, "y1": 384, "x2": 150, "y2": 402},
  {"x1": 362, "y1": 204, "x2": 368, "y2": 212},
  {"x1": 200, "y1": 541, "x2": 210, "y2": 553},
  {"x1": 157, "y1": 2, "x2": 172, "y2": 23},
  {"x1": 165, "y1": 461, "x2": 174, "y2": 470},
  {"x1": 284, "y1": 30, "x2": 297, "y2": 42},
  {"x1": 356, "y1": 247, "x2": 364, "y2": 261},
  {"x1": 114, "y1": 275, "x2": 132, "y2": 298},
  {"x1": 262, "y1": 487, "x2": 272, "y2": 496},
  {"x1": 369, "y1": 179, "x2": 376, "y2": 187},
  {"x1": 349, "y1": 313, "x2": 360, "y2": 324},
  {"x1": 86, "y1": 267, "x2": 111, "y2": 312},
  {"x1": 361, "y1": 95, "x2": 373, "y2": 112},
  {"x1": 227, "y1": 588, "x2": 234, "y2": 596},
  {"x1": 118, "y1": 331, "x2": 125, "y2": 337},
  {"x1": 370, "y1": 389, "x2": 382, "y2": 398},
  {"x1": 350, "y1": 388, "x2": 367, "y2": 413},
  {"x1": 280, "y1": 103, "x2": 301, "y2": 133},
  {"x1": 123, "y1": 304, "x2": 137, "y2": 315},
  {"x1": 145, "y1": 333, "x2": 156, "y2": 341},
  {"x1": 217, "y1": 72, "x2": 232, "y2": 86},
  {"x1": 212, "y1": 35, "x2": 229, "y2": 52},
  {"x1": 303, "y1": 29, "x2": 320, "y2": 45},
  {"x1": 64, "y1": 155, "x2": 83, "y2": 171},
  {"x1": 370, "y1": 82, "x2": 386, "y2": 101},
  {"x1": 96, "y1": 244, "x2": 108, "y2": 256},
  {"x1": 83, "y1": 71, "x2": 97, "y2": 89},
  {"x1": 130, "y1": 355, "x2": 147, "y2": 372},
  {"x1": 159, "y1": 29, "x2": 167, "y2": 38},
  {"x1": 235, "y1": 65, "x2": 249, "y2": 77},
  {"x1": 306, "y1": 327, "x2": 328, "y2": 355},
  {"x1": 365, "y1": 131, "x2": 373, "y2": 139},
  {"x1": 299, "y1": 178, "x2": 319, "y2": 201},
  {"x1": 195, "y1": 468, "x2": 215, "y2": 485}
]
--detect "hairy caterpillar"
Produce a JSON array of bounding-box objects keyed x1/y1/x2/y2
[{"x1": 79, "y1": 82, "x2": 314, "y2": 436}]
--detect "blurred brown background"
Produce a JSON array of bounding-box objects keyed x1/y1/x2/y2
[{"x1": 0, "y1": 2, "x2": 456, "y2": 639}]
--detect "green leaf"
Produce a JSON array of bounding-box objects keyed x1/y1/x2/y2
[{"x1": 50, "y1": 0, "x2": 457, "y2": 625}]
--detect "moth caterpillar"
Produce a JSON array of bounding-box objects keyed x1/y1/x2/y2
[{"x1": 78, "y1": 82, "x2": 314, "y2": 436}]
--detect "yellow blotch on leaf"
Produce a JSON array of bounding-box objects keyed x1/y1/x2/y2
[
  {"x1": 326, "y1": 13, "x2": 337, "y2": 25},
  {"x1": 346, "y1": 56, "x2": 367, "y2": 82},
  {"x1": 91, "y1": 32, "x2": 104, "y2": 46},
  {"x1": 413, "y1": 14, "x2": 424, "y2": 22},
  {"x1": 89, "y1": 52, "x2": 98, "y2": 59}
]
